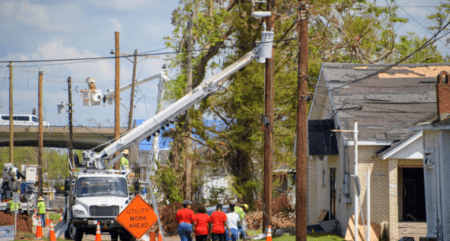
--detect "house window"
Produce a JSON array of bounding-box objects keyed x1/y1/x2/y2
[{"x1": 322, "y1": 170, "x2": 326, "y2": 187}]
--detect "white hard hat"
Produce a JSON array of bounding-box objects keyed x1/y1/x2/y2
[
  {"x1": 91, "y1": 78, "x2": 95, "y2": 83},
  {"x1": 122, "y1": 149, "x2": 129, "y2": 155}
]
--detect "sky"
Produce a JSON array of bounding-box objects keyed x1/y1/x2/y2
[{"x1": 0, "y1": 0, "x2": 446, "y2": 128}]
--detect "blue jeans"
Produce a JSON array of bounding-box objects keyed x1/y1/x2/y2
[
  {"x1": 40, "y1": 214, "x2": 46, "y2": 227},
  {"x1": 238, "y1": 226, "x2": 246, "y2": 239},
  {"x1": 225, "y1": 228, "x2": 238, "y2": 241},
  {"x1": 177, "y1": 222, "x2": 192, "y2": 241}
]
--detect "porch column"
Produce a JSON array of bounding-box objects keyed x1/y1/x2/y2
[{"x1": 388, "y1": 159, "x2": 398, "y2": 241}]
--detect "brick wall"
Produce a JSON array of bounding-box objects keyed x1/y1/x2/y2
[{"x1": 437, "y1": 72, "x2": 450, "y2": 120}]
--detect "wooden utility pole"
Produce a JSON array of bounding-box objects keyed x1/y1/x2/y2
[
  {"x1": 128, "y1": 49, "x2": 138, "y2": 131},
  {"x1": 68, "y1": 76, "x2": 74, "y2": 218},
  {"x1": 114, "y1": 31, "x2": 121, "y2": 170},
  {"x1": 38, "y1": 70, "x2": 44, "y2": 197},
  {"x1": 68, "y1": 77, "x2": 74, "y2": 168},
  {"x1": 8, "y1": 62, "x2": 14, "y2": 165},
  {"x1": 263, "y1": 0, "x2": 275, "y2": 231},
  {"x1": 296, "y1": 0, "x2": 309, "y2": 240}
]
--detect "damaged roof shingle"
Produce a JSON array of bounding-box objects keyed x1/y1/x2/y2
[{"x1": 319, "y1": 63, "x2": 448, "y2": 142}]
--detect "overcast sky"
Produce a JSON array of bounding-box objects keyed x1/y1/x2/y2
[{"x1": 0, "y1": 0, "x2": 445, "y2": 128}]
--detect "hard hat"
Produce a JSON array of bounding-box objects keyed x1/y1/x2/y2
[
  {"x1": 242, "y1": 204, "x2": 249, "y2": 209},
  {"x1": 122, "y1": 149, "x2": 129, "y2": 155},
  {"x1": 38, "y1": 196, "x2": 44, "y2": 201},
  {"x1": 91, "y1": 78, "x2": 95, "y2": 83}
]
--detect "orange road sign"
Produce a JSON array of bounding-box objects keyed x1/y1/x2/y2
[{"x1": 116, "y1": 195, "x2": 158, "y2": 239}]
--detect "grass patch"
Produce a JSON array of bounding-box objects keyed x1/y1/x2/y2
[
  {"x1": 271, "y1": 233, "x2": 344, "y2": 241},
  {"x1": 49, "y1": 213, "x2": 61, "y2": 221}
]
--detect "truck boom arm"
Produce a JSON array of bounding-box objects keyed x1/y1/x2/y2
[
  {"x1": 81, "y1": 29, "x2": 273, "y2": 168},
  {"x1": 103, "y1": 71, "x2": 169, "y2": 105}
]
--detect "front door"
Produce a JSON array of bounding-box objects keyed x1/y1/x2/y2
[{"x1": 403, "y1": 168, "x2": 426, "y2": 221}]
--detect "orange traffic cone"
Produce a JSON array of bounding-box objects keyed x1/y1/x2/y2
[
  {"x1": 35, "y1": 217, "x2": 43, "y2": 239},
  {"x1": 95, "y1": 221, "x2": 102, "y2": 241},
  {"x1": 45, "y1": 212, "x2": 49, "y2": 227},
  {"x1": 150, "y1": 231, "x2": 156, "y2": 241},
  {"x1": 49, "y1": 220, "x2": 56, "y2": 241},
  {"x1": 266, "y1": 225, "x2": 272, "y2": 241},
  {"x1": 59, "y1": 211, "x2": 63, "y2": 222}
]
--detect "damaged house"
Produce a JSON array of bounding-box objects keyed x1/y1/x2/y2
[{"x1": 307, "y1": 63, "x2": 450, "y2": 240}]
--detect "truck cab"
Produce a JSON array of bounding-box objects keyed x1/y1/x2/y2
[{"x1": 70, "y1": 170, "x2": 135, "y2": 241}]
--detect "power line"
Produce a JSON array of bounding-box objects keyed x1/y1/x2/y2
[
  {"x1": 395, "y1": 2, "x2": 450, "y2": 53},
  {"x1": 0, "y1": 38, "x2": 296, "y2": 65},
  {"x1": 306, "y1": 19, "x2": 450, "y2": 94}
]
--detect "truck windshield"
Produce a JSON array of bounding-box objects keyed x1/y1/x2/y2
[{"x1": 77, "y1": 177, "x2": 127, "y2": 197}]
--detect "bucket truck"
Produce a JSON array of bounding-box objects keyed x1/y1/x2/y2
[
  {"x1": 57, "y1": 26, "x2": 274, "y2": 241},
  {"x1": 0, "y1": 163, "x2": 37, "y2": 214}
]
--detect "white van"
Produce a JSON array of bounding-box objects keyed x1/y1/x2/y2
[{"x1": 0, "y1": 114, "x2": 50, "y2": 127}]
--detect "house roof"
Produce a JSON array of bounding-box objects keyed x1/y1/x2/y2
[
  {"x1": 318, "y1": 63, "x2": 449, "y2": 142},
  {"x1": 377, "y1": 130, "x2": 422, "y2": 159}
]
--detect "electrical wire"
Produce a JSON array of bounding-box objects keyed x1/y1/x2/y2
[
  {"x1": 0, "y1": 38, "x2": 296, "y2": 65},
  {"x1": 395, "y1": 2, "x2": 450, "y2": 53}
]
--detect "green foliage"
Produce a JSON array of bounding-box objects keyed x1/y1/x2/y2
[
  {"x1": 0, "y1": 147, "x2": 70, "y2": 180},
  {"x1": 154, "y1": 160, "x2": 184, "y2": 204},
  {"x1": 162, "y1": 0, "x2": 447, "y2": 207}
]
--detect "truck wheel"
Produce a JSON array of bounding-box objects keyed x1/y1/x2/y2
[
  {"x1": 119, "y1": 231, "x2": 136, "y2": 241},
  {"x1": 110, "y1": 231, "x2": 118, "y2": 241},
  {"x1": 74, "y1": 228, "x2": 83, "y2": 241},
  {"x1": 64, "y1": 228, "x2": 72, "y2": 240}
]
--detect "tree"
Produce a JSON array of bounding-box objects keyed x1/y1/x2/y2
[{"x1": 162, "y1": 0, "x2": 446, "y2": 206}]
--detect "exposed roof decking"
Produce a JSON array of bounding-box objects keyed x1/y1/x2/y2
[{"x1": 319, "y1": 63, "x2": 448, "y2": 142}]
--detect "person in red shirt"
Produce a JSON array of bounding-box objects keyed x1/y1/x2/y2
[
  {"x1": 176, "y1": 200, "x2": 195, "y2": 241},
  {"x1": 209, "y1": 203, "x2": 231, "y2": 241},
  {"x1": 192, "y1": 205, "x2": 210, "y2": 241}
]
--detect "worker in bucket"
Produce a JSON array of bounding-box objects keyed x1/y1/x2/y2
[
  {"x1": 120, "y1": 149, "x2": 130, "y2": 171},
  {"x1": 37, "y1": 196, "x2": 46, "y2": 227},
  {"x1": 86, "y1": 76, "x2": 96, "y2": 91}
]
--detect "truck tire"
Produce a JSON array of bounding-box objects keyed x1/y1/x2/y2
[
  {"x1": 74, "y1": 228, "x2": 83, "y2": 241},
  {"x1": 64, "y1": 228, "x2": 72, "y2": 240},
  {"x1": 119, "y1": 231, "x2": 136, "y2": 241},
  {"x1": 110, "y1": 231, "x2": 119, "y2": 241}
]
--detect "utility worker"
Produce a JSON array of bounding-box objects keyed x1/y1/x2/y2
[
  {"x1": 8, "y1": 200, "x2": 20, "y2": 214},
  {"x1": 86, "y1": 77, "x2": 96, "y2": 91},
  {"x1": 120, "y1": 149, "x2": 130, "y2": 171},
  {"x1": 37, "y1": 196, "x2": 46, "y2": 227},
  {"x1": 234, "y1": 204, "x2": 249, "y2": 240}
]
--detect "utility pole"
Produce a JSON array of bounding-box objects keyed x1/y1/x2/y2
[
  {"x1": 38, "y1": 70, "x2": 44, "y2": 197},
  {"x1": 67, "y1": 77, "x2": 74, "y2": 220},
  {"x1": 263, "y1": 0, "x2": 275, "y2": 232},
  {"x1": 296, "y1": 0, "x2": 309, "y2": 240},
  {"x1": 68, "y1": 77, "x2": 74, "y2": 168},
  {"x1": 114, "y1": 31, "x2": 121, "y2": 170},
  {"x1": 8, "y1": 62, "x2": 14, "y2": 165},
  {"x1": 128, "y1": 49, "x2": 138, "y2": 131}
]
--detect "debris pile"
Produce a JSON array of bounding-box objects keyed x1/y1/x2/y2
[
  {"x1": 246, "y1": 211, "x2": 295, "y2": 230},
  {"x1": 0, "y1": 212, "x2": 32, "y2": 233}
]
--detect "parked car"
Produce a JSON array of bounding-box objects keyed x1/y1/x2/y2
[{"x1": 0, "y1": 114, "x2": 50, "y2": 127}]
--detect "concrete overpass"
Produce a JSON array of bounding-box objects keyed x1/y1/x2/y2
[{"x1": 0, "y1": 126, "x2": 129, "y2": 151}]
